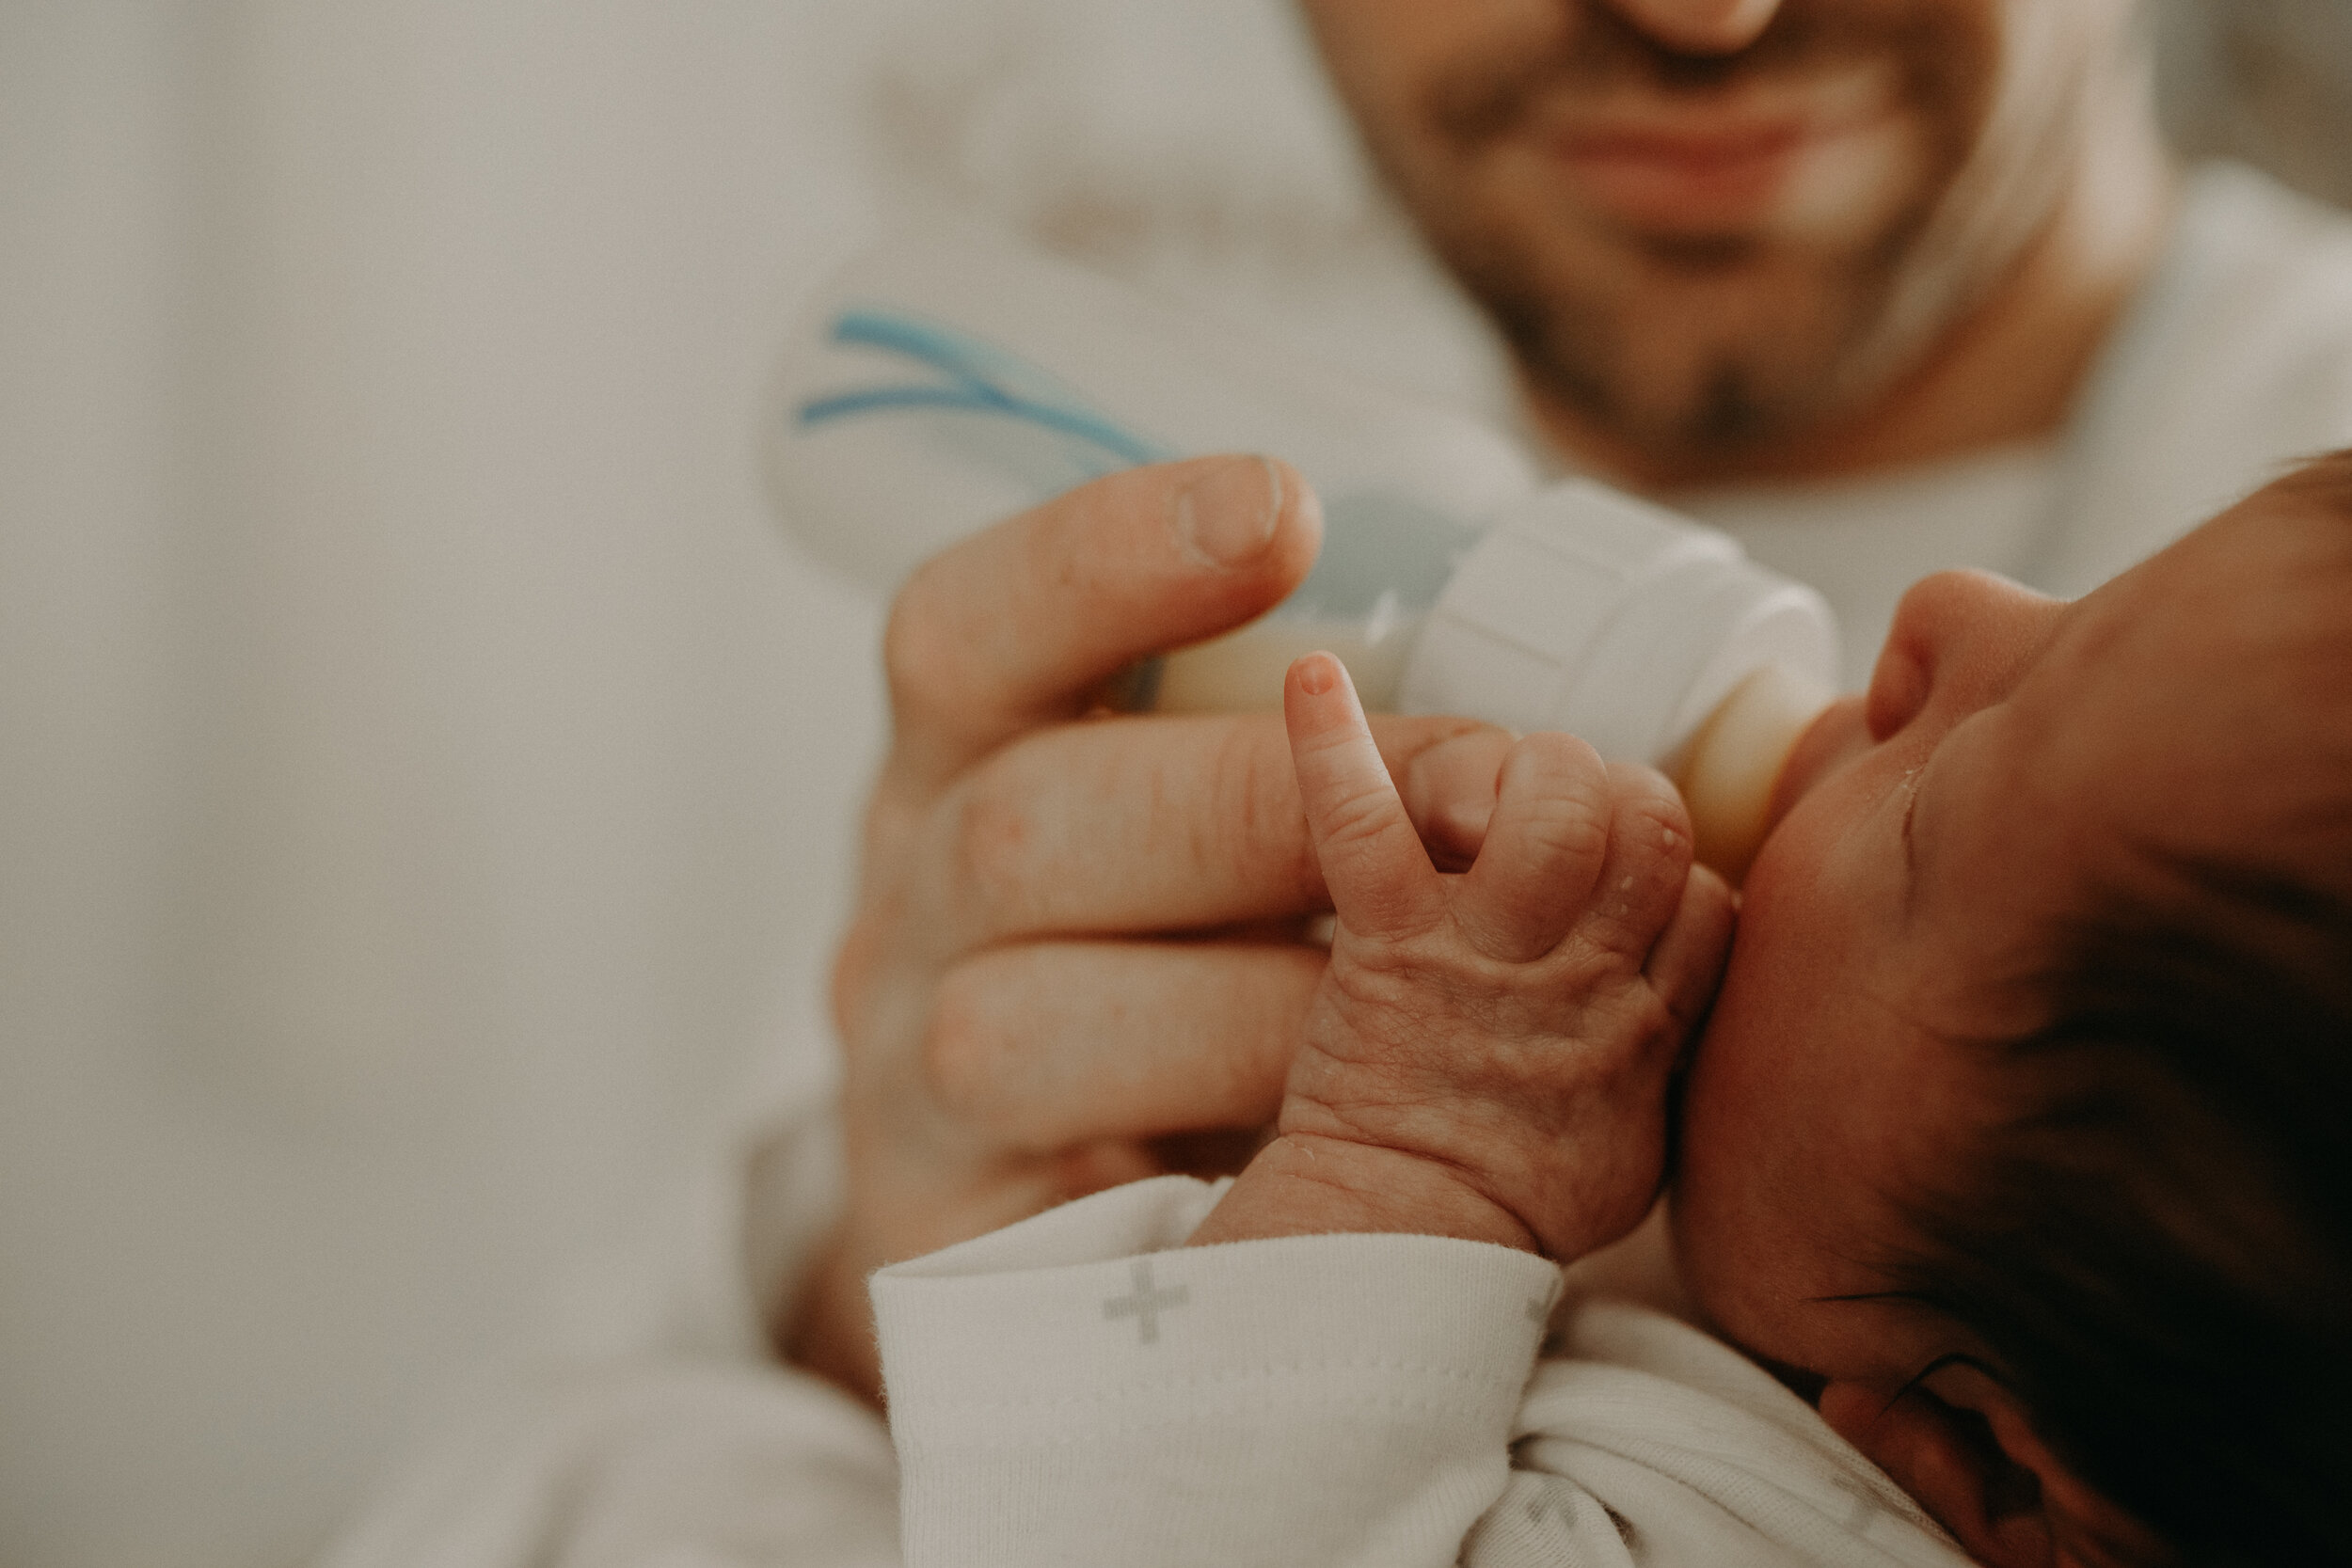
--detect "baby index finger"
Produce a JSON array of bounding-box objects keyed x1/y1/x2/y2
[{"x1": 1285, "y1": 653, "x2": 1443, "y2": 940}]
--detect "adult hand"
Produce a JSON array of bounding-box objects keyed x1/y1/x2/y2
[{"x1": 787, "y1": 456, "x2": 1499, "y2": 1404}]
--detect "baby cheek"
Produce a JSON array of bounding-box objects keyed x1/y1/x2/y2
[
  {"x1": 1668, "y1": 1049, "x2": 1790, "y2": 1338},
  {"x1": 1673, "y1": 870, "x2": 1861, "y2": 1196},
  {"x1": 1674, "y1": 1006, "x2": 1867, "y2": 1340},
  {"x1": 1671, "y1": 982, "x2": 1783, "y2": 1211}
]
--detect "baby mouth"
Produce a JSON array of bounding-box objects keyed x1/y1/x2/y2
[{"x1": 1764, "y1": 695, "x2": 1871, "y2": 831}]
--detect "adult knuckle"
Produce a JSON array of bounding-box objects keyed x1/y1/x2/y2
[
  {"x1": 829, "y1": 917, "x2": 882, "y2": 1051},
  {"x1": 940, "y1": 775, "x2": 1042, "y2": 938},
  {"x1": 881, "y1": 564, "x2": 970, "y2": 720},
  {"x1": 921, "y1": 964, "x2": 1010, "y2": 1119}
]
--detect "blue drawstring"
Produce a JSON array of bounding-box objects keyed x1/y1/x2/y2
[{"x1": 797, "y1": 308, "x2": 1173, "y2": 474}]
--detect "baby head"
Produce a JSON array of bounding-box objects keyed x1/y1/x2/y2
[{"x1": 1669, "y1": 451, "x2": 2352, "y2": 1567}]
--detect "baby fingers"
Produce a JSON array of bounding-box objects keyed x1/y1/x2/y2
[
  {"x1": 1454, "y1": 732, "x2": 1613, "y2": 961},
  {"x1": 1458, "y1": 748, "x2": 1695, "y2": 967},
  {"x1": 1284, "y1": 653, "x2": 1445, "y2": 940},
  {"x1": 1401, "y1": 724, "x2": 1516, "y2": 871},
  {"x1": 1579, "y1": 762, "x2": 1700, "y2": 966},
  {"x1": 1643, "y1": 863, "x2": 1736, "y2": 1033}
]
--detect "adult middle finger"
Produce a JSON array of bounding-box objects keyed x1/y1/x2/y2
[
  {"x1": 914, "y1": 707, "x2": 1494, "y2": 950},
  {"x1": 924, "y1": 938, "x2": 1322, "y2": 1149}
]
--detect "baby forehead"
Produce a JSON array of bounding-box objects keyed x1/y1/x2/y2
[
  {"x1": 2020, "y1": 497, "x2": 2352, "y2": 851},
  {"x1": 2042, "y1": 481, "x2": 2352, "y2": 689}
]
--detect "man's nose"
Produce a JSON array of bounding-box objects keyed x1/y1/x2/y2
[{"x1": 1600, "y1": 0, "x2": 1783, "y2": 54}]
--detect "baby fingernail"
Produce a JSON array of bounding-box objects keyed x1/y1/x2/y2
[
  {"x1": 1295, "y1": 654, "x2": 1337, "y2": 695},
  {"x1": 1175, "y1": 456, "x2": 1282, "y2": 567}
]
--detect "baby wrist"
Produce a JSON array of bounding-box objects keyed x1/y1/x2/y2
[{"x1": 1187, "y1": 1132, "x2": 1540, "y2": 1253}]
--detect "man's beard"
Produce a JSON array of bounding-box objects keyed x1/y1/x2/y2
[
  {"x1": 1454, "y1": 225, "x2": 1919, "y2": 455},
  {"x1": 1366, "y1": 2, "x2": 2083, "y2": 470}
]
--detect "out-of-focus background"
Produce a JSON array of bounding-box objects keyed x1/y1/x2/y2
[{"x1": 2, "y1": 4, "x2": 2345, "y2": 1567}]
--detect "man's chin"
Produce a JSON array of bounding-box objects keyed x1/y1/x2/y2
[
  {"x1": 1443, "y1": 202, "x2": 1933, "y2": 472},
  {"x1": 1517, "y1": 359, "x2": 1839, "y2": 481}
]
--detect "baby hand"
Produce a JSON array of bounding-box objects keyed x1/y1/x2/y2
[{"x1": 1191, "y1": 653, "x2": 1734, "y2": 1261}]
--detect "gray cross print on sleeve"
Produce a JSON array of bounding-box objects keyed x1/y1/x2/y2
[{"x1": 1102, "y1": 1258, "x2": 1189, "y2": 1345}]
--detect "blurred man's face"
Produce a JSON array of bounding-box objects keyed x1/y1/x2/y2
[{"x1": 1299, "y1": 0, "x2": 2143, "y2": 472}]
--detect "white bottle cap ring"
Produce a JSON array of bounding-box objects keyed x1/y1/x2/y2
[{"x1": 1397, "y1": 481, "x2": 1838, "y2": 765}]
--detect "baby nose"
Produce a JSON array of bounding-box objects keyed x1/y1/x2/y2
[{"x1": 1867, "y1": 570, "x2": 2061, "y2": 739}]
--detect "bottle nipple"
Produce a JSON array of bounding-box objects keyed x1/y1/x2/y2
[{"x1": 1670, "y1": 664, "x2": 1836, "y2": 882}]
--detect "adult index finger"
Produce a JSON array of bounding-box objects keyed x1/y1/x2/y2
[
  {"x1": 882, "y1": 455, "x2": 1321, "y2": 790},
  {"x1": 926, "y1": 707, "x2": 1491, "y2": 948}
]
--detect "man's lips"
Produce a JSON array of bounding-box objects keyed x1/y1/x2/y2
[
  {"x1": 1530, "y1": 81, "x2": 1899, "y2": 231},
  {"x1": 1547, "y1": 117, "x2": 1869, "y2": 229},
  {"x1": 1553, "y1": 119, "x2": 1813, "y2": 175}
]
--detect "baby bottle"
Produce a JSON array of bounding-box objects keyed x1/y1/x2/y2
[{"x1": 770, "y1": 220, "x2": 1838, "y2": 879}]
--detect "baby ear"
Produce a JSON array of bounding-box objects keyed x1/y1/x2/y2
[
  {"x1": 1819, "y1": 1370, "x2": 2162, "y2": 1568},
  {"x1": 1819, "y1": 1375, "x2": 2052, "y2": 1567}
]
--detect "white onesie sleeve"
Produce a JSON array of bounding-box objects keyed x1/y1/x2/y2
[
  {"x1": 872, "y1": 1176, "x2": 1976, "y2": 1568},
  {"x1": 872, "y1": 1175, "x2": 1560, "y2": 1568}
]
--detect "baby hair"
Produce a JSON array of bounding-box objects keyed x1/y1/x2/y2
[{"x1": 1888, "y1": 451, "x2": 2352, "y2": 1567}]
